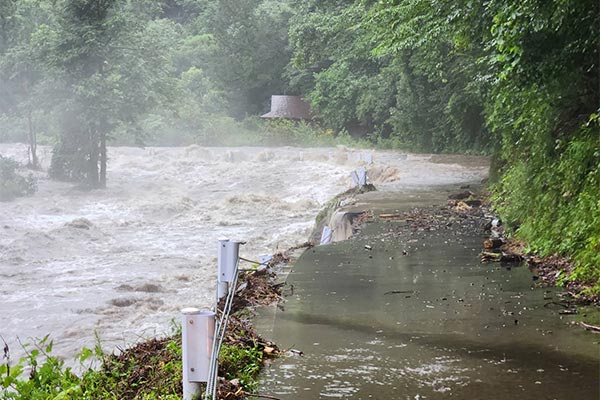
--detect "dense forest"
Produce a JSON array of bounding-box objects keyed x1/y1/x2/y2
[{"x1": 1, "y1": 1, "x2": 599, "y2": 286}]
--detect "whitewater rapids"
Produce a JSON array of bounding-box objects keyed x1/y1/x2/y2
[{"x1": 0, "y1": 144, "x2": 487, "y2": 360}]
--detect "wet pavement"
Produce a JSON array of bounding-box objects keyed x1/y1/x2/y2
[{"x1": 254, "y1": 188, "x2": 600, "y2": 399}]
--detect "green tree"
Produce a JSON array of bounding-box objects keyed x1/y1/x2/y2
[
  {"x1": 203, "y1": 0, "x2": 293, "y2": 117},
  {"x1": 287, "y1": 0, "x2": 491, "y2": 151},
  {"x1": 0, "y1": 0, "x2": 56, "y2": 168},
  {"x1": 39, "y1": 0, "x2": 177, "y2": 187}
]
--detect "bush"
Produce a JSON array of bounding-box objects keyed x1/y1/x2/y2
[
  {"x1": 494, "y1": 118, "x2": 600, "y2": 293},
  {"x1": 0, "y1": 155, "x2": 37, "y2": 201}
]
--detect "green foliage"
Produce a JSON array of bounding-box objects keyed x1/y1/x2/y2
[
  {"x1": 287, "y1": 0, "x2": 491, "y2": 153},
  {"x1": 198, "y1": 0, "x2": 293, "y2": 118},
  {"x1": 0, "y1": 328, "x2": 271, "y2": 399},
  {"x1": 0, "y1": 336, "x2": 81, "y2": 400},
  {"x1": 1, "y1": 0, "x2": 598, "y2": 289},
  {"x1": 1, "y1": 336, "x2": 183, "y2": 400},
  {"x1": 29, "y1": 0, "x2": 179, "y2": 187},
  {"x1": 218, "y1": 344, "x2": 262, "y2": 391},
  {"x1": 488, "y1": 0, "x2": 600, "y2": 292},
  {"x1": 0, "y1": 155, "x2": 36, "y2": 201}
]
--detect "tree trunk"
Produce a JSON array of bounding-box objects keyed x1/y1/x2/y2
[
  {"x1": 27, "y1": 108, "x2": 38, "y2": 169},
  {"x1": 89, "y1": 127, "x2": 99, "y2": 187},
  {"x1": 100, "y1": 130, "x2": 107, "y2": 188}
]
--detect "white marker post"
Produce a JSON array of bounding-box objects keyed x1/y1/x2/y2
[
  {"x1": 181, "y1": 308, "x2": 216, "y2": 400},
  {"x1": 320, "y1": 226, "x2": 333, "y2": 245},
  {"x1": 217, "y1": 239, "x2": 230, "y2": 302},
  {"x1": 217, "y1": 239, "x2": 242, "y2": 305},
  {"x1": 351, "y1": 167, "x2": 367, "y2": 188}
]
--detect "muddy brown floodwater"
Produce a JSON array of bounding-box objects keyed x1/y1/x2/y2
[
  {"x1": 254, "y1": 188, "x2": 600, "y2": 400},
  {"x1": 0, "y1": 143, "x2": 487, "y2": 363}
]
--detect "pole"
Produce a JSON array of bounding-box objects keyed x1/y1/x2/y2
[{"x1": 181, "y1": 308, "x2": 216, "y2": 400}]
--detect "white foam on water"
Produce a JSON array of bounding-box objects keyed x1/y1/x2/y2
[{"x1": 0, "y1": 144, "x2": 488, "y2": 360}]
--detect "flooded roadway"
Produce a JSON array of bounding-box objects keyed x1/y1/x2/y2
[
  {"x1": 0, "y1": 144, "x2": 486, "y2": 362},
  {"x1": 255, "y1": 189, "x2": 600, "y2": 399}
]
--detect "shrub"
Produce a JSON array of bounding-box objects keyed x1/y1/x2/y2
[{"x1": 0, "y1": 155, "x2": 37, "y2": 201}]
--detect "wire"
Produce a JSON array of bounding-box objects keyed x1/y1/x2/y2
[{"x1": 206, "y1": 260, "x2": 240, "y2": 399}]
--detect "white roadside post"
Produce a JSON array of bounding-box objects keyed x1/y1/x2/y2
[
  {"x1": 320, "y1": 226, "x2": 333, "y2": 245},
  {"x1": 181, "y1": 308, "x2": 216, "y2": 400},
  {"x1": 351, "y1": 167, "x2": 367, "y2": 188},
  {"x1": 217, "y1": 239, "x2": 241, "y2": 303},
  {"x1": 208, "y1": 239, "x2": 243, "y2": 398},
  {"x1": 217, "y1": 238, "x2": 230, "y2": 303}
]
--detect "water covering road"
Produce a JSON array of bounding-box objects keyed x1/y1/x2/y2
[
  {"x1": 0, "y1": 143, "x2": 487, "y2": 361},
  {"x1": 255, "y1": 190, "x2": 600, "y2": 399}
]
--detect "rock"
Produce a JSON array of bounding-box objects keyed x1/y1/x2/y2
[
  {"x1": 463, "y1": 199, "x2": 482, "y2": 207},
  {"x1": 67, "y1": 217, "x2": 93, "y2": 229},
  {"x1": 448, "y1": 191, "x2": 472, "y2": 200},
  {"x1": 483, "y1": 238, "x2": 504, "y2": 249}
]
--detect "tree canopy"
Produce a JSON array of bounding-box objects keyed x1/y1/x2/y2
[{"x1": 0, "y1": 0, "x2": 598, "y2": 287}]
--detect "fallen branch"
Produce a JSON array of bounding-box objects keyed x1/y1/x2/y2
[
  {"x1": 579, "y1": 321, "x2": 600, "y2": 333},
  {"x1": 379, "y1": 213, "x2": 402, "y2": 219},
  {"x1": 384, "y1": 290, "x2": 414, "y2": 295}
]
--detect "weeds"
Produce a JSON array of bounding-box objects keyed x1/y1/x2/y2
[{"x1": 0, "y1": 268, "x2": 284, "y2": 399}]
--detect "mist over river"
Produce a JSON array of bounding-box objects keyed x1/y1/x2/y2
[{"x1": 0, "y1": 143, "x2": 487, "y2": 360}]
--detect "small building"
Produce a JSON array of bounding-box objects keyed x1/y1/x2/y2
[{"x1": 261, "y1": 95, "x2": 312, "y2": 120}]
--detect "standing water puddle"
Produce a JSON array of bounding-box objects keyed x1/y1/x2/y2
[{"x1": 255, "y1": 190, "x2": 600, "y2": 399}]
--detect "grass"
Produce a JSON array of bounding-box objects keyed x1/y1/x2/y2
[{"x1": 1, "y1": 270, "x2": 283, "y2": 400}]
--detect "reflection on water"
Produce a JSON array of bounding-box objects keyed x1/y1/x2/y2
[{"x1": 255, "y1": 198, "x2": 600, "y2": 399}]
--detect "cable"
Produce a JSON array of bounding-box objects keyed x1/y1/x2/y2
[{"x1": 206, "y1": 260, "x2": 240, "y2": 399}]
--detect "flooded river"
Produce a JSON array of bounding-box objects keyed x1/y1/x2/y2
[
  {"x1": 255, "y1": 190, "x2": 600, "y2": 399},
  {"x1": 0, "y1": 143, "x2": 487, "y2": 361}
]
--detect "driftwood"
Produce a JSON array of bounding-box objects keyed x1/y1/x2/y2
[
  {"x1": 481, "y1": 251, "x2": 522, "y2": 263},
  {"x1": 379, "y1": 213, "x2": 402, "y2": 219},
  {"x1": 384, "y1": 290, "x2": 414, "y2": 295},
  {"x1": 245, "y1": 393, "x2": 283, "y2": 400},
  {"x1": 579, "y1": 322, "x2": 600, "y2": 333}
]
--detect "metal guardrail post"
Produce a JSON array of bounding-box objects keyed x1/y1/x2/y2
[
  {"x1": 181, "y1": 308, "x2": 216, "y2": 400},
  {"x1": 217, "y1": 238, "x2": 230, "y2": 304},
  {"x1": 351, "y1": 167, "x2": 367, "y2": 188},
  {"x1": 206, "y1": 239, "x2": 243, "y2": 399}
]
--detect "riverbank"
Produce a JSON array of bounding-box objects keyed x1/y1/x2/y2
[{"x1": 0, "y1": 254, "x2": 291, "y2": 399}]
